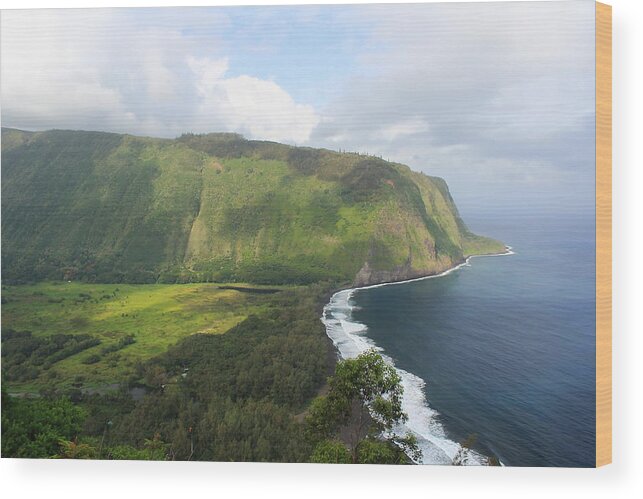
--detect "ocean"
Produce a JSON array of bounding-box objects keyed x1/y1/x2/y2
[{"x1": 322, "y1": 208, "x2": 596, "y2": 467}]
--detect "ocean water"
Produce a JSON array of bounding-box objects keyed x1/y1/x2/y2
[{"x1": 322, "y1": 209, "x2": 596, "y2": 467}]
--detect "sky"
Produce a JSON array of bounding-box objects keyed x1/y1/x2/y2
[{"x1": 1, "y1": 1, "x2": 596, "y2": 215}]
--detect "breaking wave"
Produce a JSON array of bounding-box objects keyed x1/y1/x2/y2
[{"x1": 321, "y1": 249, "x2": 513, "y2": 465}]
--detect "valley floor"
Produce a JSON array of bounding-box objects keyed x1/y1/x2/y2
[
  {"x1": 2, "y1": 281, "x2": 338, "y2": 461},
  {"x1": 1, "y1": 281, "x2": 295, "y2": 393}
]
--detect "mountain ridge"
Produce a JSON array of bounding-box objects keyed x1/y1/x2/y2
[{"x1": 1, "y1": 127, "x2": 505, "y2": 285}]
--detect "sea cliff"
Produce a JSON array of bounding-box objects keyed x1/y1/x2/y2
[{"x1": 1, "y1": 127, "x2": 504, "y2": 286}]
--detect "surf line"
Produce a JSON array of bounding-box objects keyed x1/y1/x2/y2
[
  {"x1": 355, "y1": 245, "x2": 514, "y2": 292},
  {"x1": 320, "y1": 247, "x2": 514, "y2": 465}
]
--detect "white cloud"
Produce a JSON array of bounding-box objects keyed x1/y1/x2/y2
[
  {"x1": 375, "y1": 118, "x2": 430, "y2": 142},
  {"x1": 1, "y1": 8, "x2": 319, "y2": 143},
  {"x1": 1, "y1": 10, "x2": 134, "y2": 131},
  {"x1": 188, "y1": 56, "x2": 319, "y2": 143},
  {"x1": 308, "y1": 1, "x2": 595, "y2": 207}
]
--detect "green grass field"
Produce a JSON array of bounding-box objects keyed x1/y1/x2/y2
[{"x1": 1, "y1": 282, "x2": 287, "y2": 392}]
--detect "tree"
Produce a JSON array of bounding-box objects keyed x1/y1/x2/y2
[
  {"x1": 1, "y1": 391, "x2": 86, "y2": 458},
  {"x1": 310, "y1": 439, "x2": 351, "y2": 464},
  {"x1": 306, "y1": 349, "x2": 421, "y2": 463},
  {"x1": 56, "y1": 438, "x2": 98, "y2": 459},
  {"x1": 106, "y1": 433, "x2": 168, "y2": 460}
]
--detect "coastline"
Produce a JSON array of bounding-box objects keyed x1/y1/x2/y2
[
  {"x1": 350, "y1": 246, "x2": 514, "y2": 292},
  {"x1": 320, "y1": 246, "x2": 514, "y2": 465}
]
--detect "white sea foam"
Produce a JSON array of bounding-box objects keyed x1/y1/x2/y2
[{"x1": 321, "y1": 248, "x2": 513, "y2": 465}]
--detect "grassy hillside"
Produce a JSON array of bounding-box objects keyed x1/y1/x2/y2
[
  {"x1": 1, "y1": 128, "x2": 505, "y2": 286},
  {"x1": 1, "y1": 281, "x2": 285, "y2": 391}
]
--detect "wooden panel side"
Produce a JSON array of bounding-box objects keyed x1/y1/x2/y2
[{"x1": 595, "y1": 1, "x2": 612, "y2": 468}]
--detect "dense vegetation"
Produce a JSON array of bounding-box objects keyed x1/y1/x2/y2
[
  {"x1": 1, "y1": 128, "x2": 504, "y2": 286},
  {"x1": 1, "y1": 390, "x2": 87, "y2": 458},
  {"x1": 1, "y1": 329, "x2": 101, "y2": 382},
  {"x1": 2, "y1": 303, "x2": 424, "y2": 464},
  {"x1": 2, "y1": 281, "x2": 427, "y2": 463},
  {"x1": 2, "y1": 284, "x2": 337, "y2": 461},
  {"x1": 306, "y1": 349, "x2": 420, "y2": 464}
]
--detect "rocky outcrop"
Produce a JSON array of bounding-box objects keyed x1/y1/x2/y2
[{"x1": 352, "y1": 258, "x2": 460, "y2": 287}]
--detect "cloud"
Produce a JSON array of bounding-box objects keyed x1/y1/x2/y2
[
  {"x1": 1, "y1": 3, "x2": 596, "y2": 210},
  {"x1": 309, "y1": 1, "x2": 595, "y2": 205},
  {"x1": 1, "y1": 10, "x2": 133, "y2": 131},
  {"x1": 1, "y1": 8, "x2": 319, "y2": 143},
  {"x1": 187, "y1": 56, "x2": 319, "y2": 143}
]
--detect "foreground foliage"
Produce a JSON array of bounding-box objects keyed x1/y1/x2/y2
[
  {"x1": 306, "y1": 349, "x2": 421, "y2": 464},
  {"x1": 1, "y1": 390, "x2": 86, "y2": 458}
]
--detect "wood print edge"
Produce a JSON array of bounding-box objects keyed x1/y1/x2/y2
[{"x1": 595, "y1": 0, "x2": 612, "y2": 468}]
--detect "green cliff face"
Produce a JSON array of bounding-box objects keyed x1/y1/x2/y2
[{"x1": 1, "y1": 128, "x2": 505, "y2": 285}]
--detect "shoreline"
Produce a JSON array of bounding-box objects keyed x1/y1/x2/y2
[
  {"x1": 320, "y1": 246, "x2": 514, "y2": 465},
  {"x1": 351, "y1": 246, "x2": 514, "y2": 293}
]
